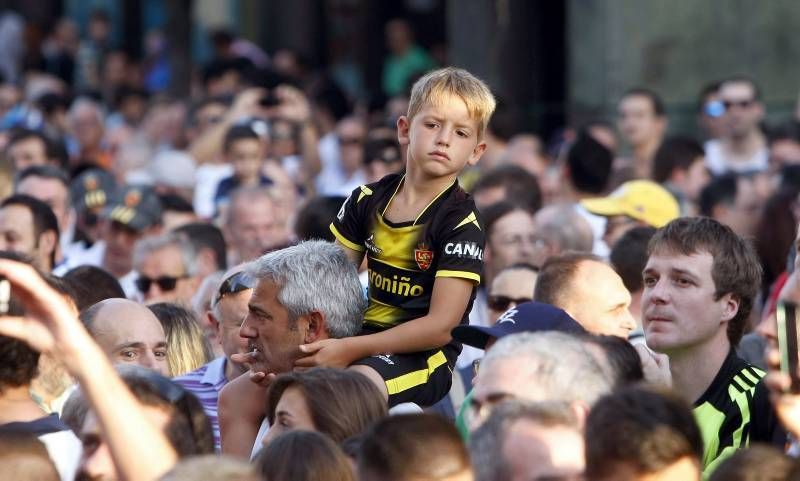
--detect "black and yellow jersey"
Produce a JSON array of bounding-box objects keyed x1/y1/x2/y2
[
  {"x1": 330, "y1": 173, "x2": 484, "y2": 336},
  {"x1": 693, "y1": 349, "x2": 782, "y2": 476}
]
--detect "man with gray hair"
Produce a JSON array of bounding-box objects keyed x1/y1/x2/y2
[
  {"x1": 470, "y1": 331, "x2": 612, "y2": 430},
  {"x1": 133, "y1": 232, "x2": 201, "y2": 304},
  {"x1": 240, "y1": 239, "x2": 365, "y2": 375},
  {"x1": 531, "y1": 203, "x2": 594, "y2": 268},
  {"x1": 218, "y1": 239, "x2": 366, "y2": 456},
  {"x1": 470, "y1": 401, "x2": 584, "y2": 481},
  {"x1": 222, "y1": 187, "x2": 291, "y2": 265}
]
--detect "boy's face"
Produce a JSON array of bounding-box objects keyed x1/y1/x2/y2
[
  {"x1": 228, "y1": 138, "x2": 263, "y2": 181},
  {"x1": 397, "y1": 95, "x2": 486, "y2": 180}
]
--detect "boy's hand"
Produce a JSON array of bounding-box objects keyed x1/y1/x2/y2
[{"x1": 296, "y1": 338, "x2": 359, "y2": 369}]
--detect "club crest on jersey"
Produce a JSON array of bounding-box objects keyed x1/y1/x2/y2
[{"x1": 414, "y1": 244, "x2": 434, "y2": 271}]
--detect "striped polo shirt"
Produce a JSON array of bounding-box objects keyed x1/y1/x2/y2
[{"x1": 174, "y1": 356, "x2": 229, "y2": 451}]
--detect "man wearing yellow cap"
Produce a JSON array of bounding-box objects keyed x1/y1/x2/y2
[{"x1": 581, "y1": 180, "x2": 680, "y2": 249}]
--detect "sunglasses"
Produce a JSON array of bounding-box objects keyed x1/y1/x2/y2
[
  {"x1": 213, "y1": 271, "x2": 255, "y2": 306},
  {"x1": 135, "y1": 275, "x2": 189, "y2": 294},
  {"x1": 487, "y1": 295, "x2": 532, "y2": 312},
  {"x1": 722, "y1": 99, "x2": 755, "y2": 110}
]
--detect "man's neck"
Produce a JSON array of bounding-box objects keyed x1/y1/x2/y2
[
  {"x1": 632, "y1": 137, "x2": 660, "y2": 176},
  {"x1": 0, "y1": 385, "x2": 47, "y2": 424},
  {"x1": 724, "y1": 130, "x2": 765, "y2": 158},
  {"x1": 224, "y1": 357, "x2": 246, "y2": 383},
  {"x1": 667, "y1": 335, "x2": 731, "y2": 405}
]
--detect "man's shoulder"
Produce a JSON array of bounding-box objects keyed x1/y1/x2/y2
[{"x1": 173, "y1": 358, "x2": 226, "y2": 388}]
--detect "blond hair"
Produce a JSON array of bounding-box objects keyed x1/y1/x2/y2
[
  {"x1": 149, "y1": 302, "x2": 214, "y2": 377},
  {"x1": 407, "y1": 67, "x2": 496, "y2": 138}
]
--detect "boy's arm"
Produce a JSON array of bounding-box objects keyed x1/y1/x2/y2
[
  {"x1": 298, "y1": 276, "x2": 472, "y2": 367},
  {"x1": 335, "y1": 239, "x2": 366, "y2": 266}
]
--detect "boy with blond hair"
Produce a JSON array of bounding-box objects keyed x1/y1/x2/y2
[{"x1": 298, "y1": 67, "x2": 496, "y2": 407}]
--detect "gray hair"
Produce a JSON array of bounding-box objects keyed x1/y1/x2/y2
[
  {"x1": 533, "y1": 204, "x2": 594, "y2": 253},
  {"x1": 470, "y1": 401, "x2": 580, "y2": 481},
  {"x1": 133, "y1": 232, "x2": 199, "y2": 276},
  {"x1": 68, "y1": 97, "x2": 105, "y2": 124},
  {"x1": 223, "y1": 187, "x2": 274, "y2": 227},
  {"x1": 481, "y1": 331, "x2": 613, "y2": 407},
  {"x1": 248, "y1": 240, "x2": 365, "y2": 338}
]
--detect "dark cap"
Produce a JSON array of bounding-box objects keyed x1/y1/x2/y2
[
  {"x1": 101, "y1": 185, "x2": 162, "y2": 231},
  {"x1": 451, "y1": 301, "x2": 586, "y2": 350},
  {"x1": 70, "y1": 168, "x2": 118, "y2": 214}
]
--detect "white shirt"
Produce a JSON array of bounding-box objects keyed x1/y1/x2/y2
[
  {"x1": 574, "y1": 203, "x2": 610, "y2": 258},
  {"x1": 704, "y1": 139, "x2": 769, "y2": 175}
]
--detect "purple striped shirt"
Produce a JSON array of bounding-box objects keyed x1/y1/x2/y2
[{"x1": 174, "y1": 356, "x2": 228, "y2": 451}]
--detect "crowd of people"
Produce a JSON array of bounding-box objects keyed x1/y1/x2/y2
[{"x1": 4, "y1": 9, "x2": 800, "y2": 481}]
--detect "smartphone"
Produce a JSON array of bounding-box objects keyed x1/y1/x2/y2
[
  {"x1": 776, "y1": 301, "x2": 800, "y2": 393},
  {"x1": 259, "y1": 91, "x2": 281, "y2": 107},
  {"x1": 0, "y1": 277, "x2": 8, "y2": 314}
]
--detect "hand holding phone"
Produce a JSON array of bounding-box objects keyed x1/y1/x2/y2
[{"x1": 776, "y1": 301, "x2": 800, "y2": 393}]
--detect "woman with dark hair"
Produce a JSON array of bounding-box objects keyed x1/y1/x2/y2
[
  {"x1": 261, "y1": 367, "x2": 387, "y2": 447},
  {"x1": 256, "y1": 431, "x2": 354, "y2": 481}
]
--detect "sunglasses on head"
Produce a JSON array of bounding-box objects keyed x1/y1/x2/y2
[
  {"x1": 488, "y1": 295, "x2": 532, "y2": 312},
  {"x1": 135, "y1": 275, "x2": 189, "y2": 294},
  {"x1": 213, "y1": 271, "x2": 255, "y2": 306}
]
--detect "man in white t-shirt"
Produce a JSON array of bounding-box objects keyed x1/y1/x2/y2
[{"x1": 704, "y1": 77, "x2": 769, "y2": 175}]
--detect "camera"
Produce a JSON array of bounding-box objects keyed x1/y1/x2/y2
[{"x1": 259, "y1": 91, "x2": 281, "y2": 107}]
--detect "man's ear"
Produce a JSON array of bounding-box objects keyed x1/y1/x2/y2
[
  {"x1": 720, "y1": 293, "x2": 739, "y2": 323},
  {"x1": 570, "y1": 400, "x2": 591, "y2": 430},
  {"x1": 207, "y1": 311, "x2": 223, "y2": 346},
  {"x1": 207, "y1": 311, "x2": 221, "y2": 332},
  {"x1": 196, "y1": 248, "x2": 217, "y2": 277},
  {"x1": 397, "y1": 116, "x2": 411, "y2": 147},
  {"x1": 303, "y1": 310, "x2": 326, "y2": 344},
  {"x1": 38, "y1": 231, "x2": 57, "y2": 264}
]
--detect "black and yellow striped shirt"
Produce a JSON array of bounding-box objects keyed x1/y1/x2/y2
[
  {"x1": 330, "y1": 174, "x2": 484, "y2": 336},
  {"x1": 693, "y1": 350, "x2": 782, "y2": 476}
]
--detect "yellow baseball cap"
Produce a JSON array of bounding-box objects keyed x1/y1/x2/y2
[{"x1": 581, "y1": 180, "x2": 680, "y2": 228}]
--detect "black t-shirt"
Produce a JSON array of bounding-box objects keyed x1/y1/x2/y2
[{"x1": 331, "y1": 174, "x2": 484, "y2": 338}]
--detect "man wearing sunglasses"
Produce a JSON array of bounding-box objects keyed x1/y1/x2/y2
[
  {"x1": 133, "y1": 233, "x2": 202, "y2": 305},
  {"x1": 705, "y1": 76, "x2": 768, "y2": 175},
  {"x1": 174, "y1": 265, "x2": 254, "y2": 451}
]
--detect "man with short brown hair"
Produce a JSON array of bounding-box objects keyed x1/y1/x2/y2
[{"x1": 642, "y1": 217, "x2": 780, "y2": 474}]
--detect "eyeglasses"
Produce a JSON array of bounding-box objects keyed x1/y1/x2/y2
[
  {"x1": 135, "y1": 275, "x2": 189, "y2": 294},
  {"x1": 722, "y1": 99, "x2": 755, "y2": 110},
  {"x1": 487, "y1": 295, "x2": 532, "y2": 312},
  {"x1": 213, "y1": 271, "x2": 255, "y2": 306}
]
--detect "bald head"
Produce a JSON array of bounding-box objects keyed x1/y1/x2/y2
[
  {"x1": 79, "y1": 299, "x2": 168, "y2": 374},
  {"x1": 535, "y1": 254, "x2": 636, "y2": 338}
]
